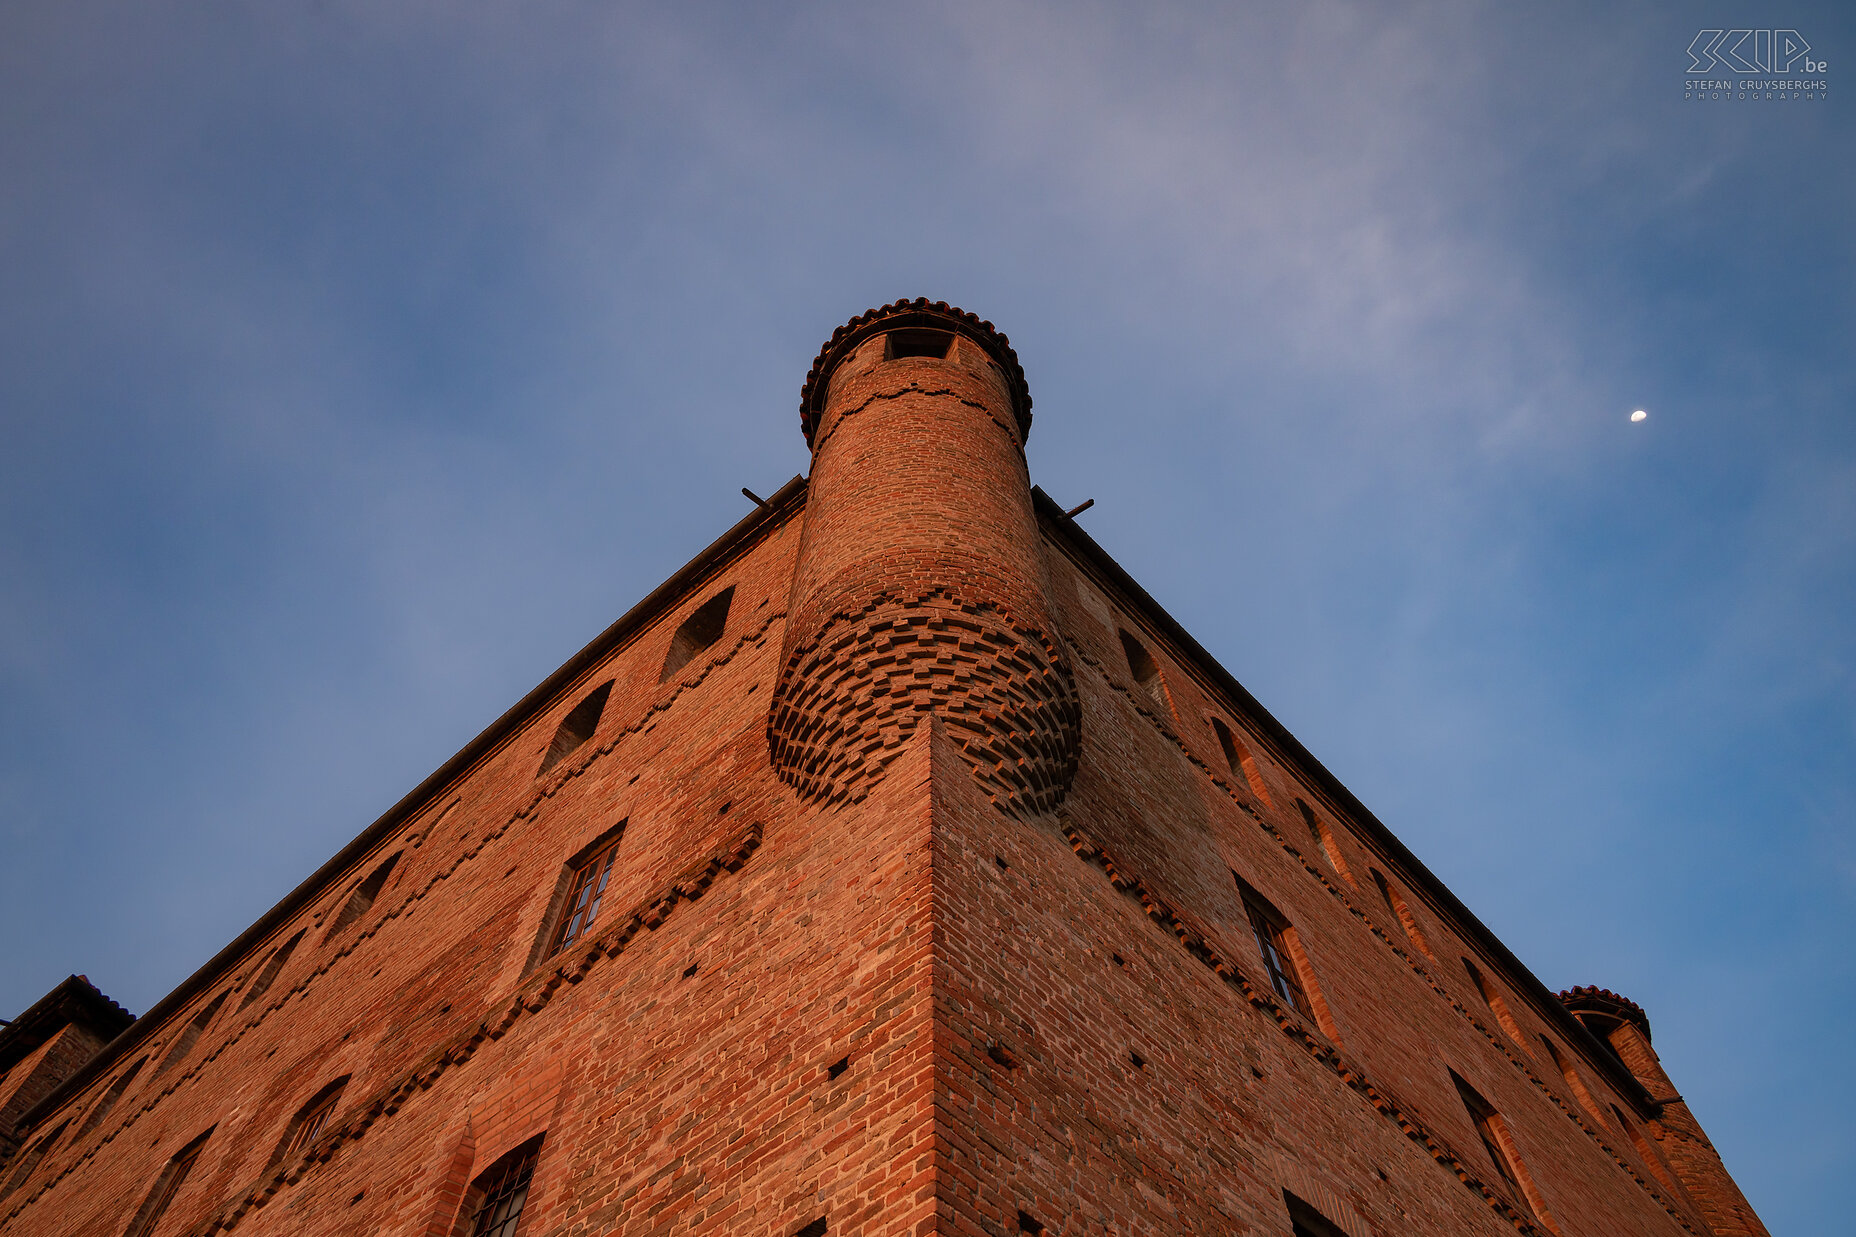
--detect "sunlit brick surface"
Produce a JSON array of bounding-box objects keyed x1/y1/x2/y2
[{"x1": 0, "y1": 303, "x2": 1766, "y2": 1237}]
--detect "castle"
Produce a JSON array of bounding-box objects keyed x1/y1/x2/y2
[{"x1": 0, "y1": 300, "x2": 1768, "y2": 1237}]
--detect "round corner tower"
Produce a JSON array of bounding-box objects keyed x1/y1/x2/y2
[{"x1": 767, "y1": 298, "x2": 1080, "y2": 817}]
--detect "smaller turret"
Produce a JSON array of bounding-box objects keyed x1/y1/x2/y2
[{"x1": 1560, "y1": 986, "x2": 1769, "y2": 1237}]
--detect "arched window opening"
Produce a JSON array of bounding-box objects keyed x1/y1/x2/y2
[
  {"x1": 1119, "y1": 630, "x2": 1163, "y2": 701},
  {"x1": 1297, "y1": 798, "x2": 1354, "y2": 884},
  {"x1": 77, "y1": 1056, "x2": 147, "y2": 1137},
  {"x1": 463, "y1": 1134, "x2": 544, "y2": 1237},
  {"x1": 239, "y1": 930, "x2": 304, "y2": 1011},
  {"x1": 123, "y1": 1127, "x2": 213, "y2": 1237},
  {"x1": 1450, "y1": 1072, "x2": 1561, "y2": 1233},
  {"x1": 660, "y1": 587, "x2": 735, "y2": 682},
  {"x1": 155, "y1": 991, "x2": 228, "y2": 1076},
  {"x1": 1611, "y1": 1102, "x2": 1684, "y2": 1196},
  {"x1": 1369, "y1": 867, "x2": 1433, "y2": 958},
  {"x1": 538, "y1": 681, "x2": 614, "y2": 776},
  {"x1": 1462, "y1": 958, "x2": 1532, "y2": 1056},
  {"x1": 325, "y1": 853, "x2": 402, "y2": 940},
  {"x1": 1210, "y1": 715, "x2": 1274, "y2": 806},
  {"x1": 1539, "y1": 1036, "x2": 1609, "y2": 1128},
  {"x1": 271, "y1": 1076, "x2": 349, "y2": 1169},
  {"x1": 0, "y1": 1121, "x2": 67, "y2": 1200}
]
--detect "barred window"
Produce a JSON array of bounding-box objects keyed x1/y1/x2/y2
[{"x1": 467, "y1": 1136, "x2": 543, "y2": 1237}]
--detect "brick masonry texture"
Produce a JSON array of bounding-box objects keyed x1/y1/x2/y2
[{"x1": 0, "y1": 302, "x2": 1768, "y2": 1237}]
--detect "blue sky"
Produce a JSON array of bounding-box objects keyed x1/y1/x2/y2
[{"x1": 1, "y1": 2, "x2": 1849, "y2": 1227}]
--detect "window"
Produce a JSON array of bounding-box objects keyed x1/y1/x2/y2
[
  {"x1": 1369, "y1": 868, "x2": 1433, "y2": 958},
  {"x1": 1452, "y1": 1072, "x2": 1520, "y2": 1187},
  {"x1": 660, "y1": 588, "x2": 734, "y2": 682},
  {"x1": 1539, "y1": 1036, "x2": 1608, "y2": 1128},
  {"x1": 1284, "y1": 1191, "x2": 1348, "y2": 1237},
  {"x1": 1238, "y1": 881, "x2": 1312, "y2": 1020},
  {"x1": 885, "y1": 328, "x2": 953, "y2": 360},
  {"x1": 1449, "y1": 1072, "x2": 1561, "y2": 1232},
  {"x1": 1210, "y1": 716, "x2": 1273, "y2": 806},
  {"x1": 77, "y1": 1056, "x2": 146, "y2": 1137},
  {"x1": 1462, "y1": 958, "x2": 1532, "y2": 1055},
  {"x1": 124, "y1": 1128, "x2": 212, "y2": 1237},
  {"x1": 549, "y1": 837, "x2": 622, "y2": 956},
  {"x1": 464, "y1": 1136, "x2": 543, "y2": 1237},
  {"x1": 1297, "y1": 799, "x2": 1352, "y2": 883},
  {"x1": 325, "y1": 853, "x2": 401, "y2": 940},
  {"x1": 238, "y1": 930, "x2": 304, "y2": 1010},
  {"x1": 1118, "y1": 630, "x2": 1168, "y2": 708},
  {"x1": 274, "y1": 1077, "x2": 348, "y2": 1167},
  {"x1": 538, "y1": 681, "x2": 614, "y2": 775},
  {"x1": 0, "y1": 1121, "x2": 66, "y2": 1200},
  {"x1": 155, "y1": 991, "x2": 227, "y2": 1076},
  {"x1": 1611, "y1": 1103, "x2": 1683, "y2": 1196}
]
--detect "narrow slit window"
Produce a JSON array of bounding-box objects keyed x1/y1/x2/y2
[
  {"x1": 552, "y1": 839, "x2": 622, "y2": 955},
  {"x1": 1463, "y1": 958, "x2": 1532, "y2": 1055},
  {"x1": 124, "y1": 1128, "x2": 212, "y2": 1237},
  {"x1": 465, "y1": 1135, "x2": 543, "y2": 1237},
  {"x1": 1370, "y1": 868, "x2": 1433, "y2": 958},
  {"x1": 884, "y1": 328, "x2": 953, "y2": 360},
  {"x1": 538, "y1": 681, "x2": 614, "y2": 775},
  {"x1": 1210, "y1": 716, "x2": 1273, "y2": 805},
  {"x1": 1449, "y1": 1071, "x2": 1561, "y2": 1233},
  {"x1": 155, "y1": 991, "x2": 227, "y2": 1076},
  {"x1": 325, "y1": 853, "x2": 401, "y2": 939},
  {"x1": 1539, "y1": 1036, "x2": 1608, "y2": 1127},
  {"x1": 1297, "y1": 798, "x2": 1352, "y2": 883},
  {"x1": 1453, "y1": 1072, "x2": 1521, "y2": 1188},
  {"x1": 1611, "y1": 1102, "x2": 1684, "y2": 1196},
  {"x1": 0, "y1": 1121, "x2": 67, "y2": 1200},
  {"x1": 77, "y1": 1055, "x2": 146, "y2": 1137},
  {"x1": 660, "y1": 587, "x2": 734, "y2": 681},
  {"x1": 239, "y1": 929, "x2": 304, "y2": 1010}
]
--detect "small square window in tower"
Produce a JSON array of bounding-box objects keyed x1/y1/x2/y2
[
  {"x1": 537, "y1": 681, "x2": 613, "y2": 776},
  {"x1": 884, "y1": 328, "x2": 953, "y2": 360},
  {"x1": 660, "y1": 586, "x2": 734, "y2": 682},
  {"x1": 465, "y1": 1135, "x2": 543, "y2": 1237}
]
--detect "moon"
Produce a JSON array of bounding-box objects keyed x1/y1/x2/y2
[{"x1": 1631, "y1": 409, "x2": 1648, "y2": 422}]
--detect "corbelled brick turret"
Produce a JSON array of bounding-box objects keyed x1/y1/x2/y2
[{"x1": 768, "y1": 299, "x2": 1080, "y2": 816}]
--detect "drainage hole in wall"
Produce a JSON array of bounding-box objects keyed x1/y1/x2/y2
[
  {"x1": 827, "y1": 1056, "x2": 849, "y2": 1080},
  {"x1": 1017, "y1": 1210, "x2": 1045, "y2": 1235},
  {"x1": 794, "y1": 1219, "x2": 827, "y2": 1237},
  {"x1": 682, "y1": 963, "x2": 699, "y2": 979},
  {"x1": 987, "y1": 1043, "x2": 1018, "y2": 1070},
  {"x1": 994, "y1": 855, "x2": 1009, "y2": 871},
  {"x1": 1129, "y1": 1050, "x2": 1147, "y2": 1070}
]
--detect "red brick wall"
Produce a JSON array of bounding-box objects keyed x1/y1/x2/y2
[{"x1": 0, "y1": 307, "x2": 1766, "y2": 1237}]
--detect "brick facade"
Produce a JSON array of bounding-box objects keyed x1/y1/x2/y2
[{"x1": 0, "y1": 300, "x2": 1767, "y2": 1237}]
